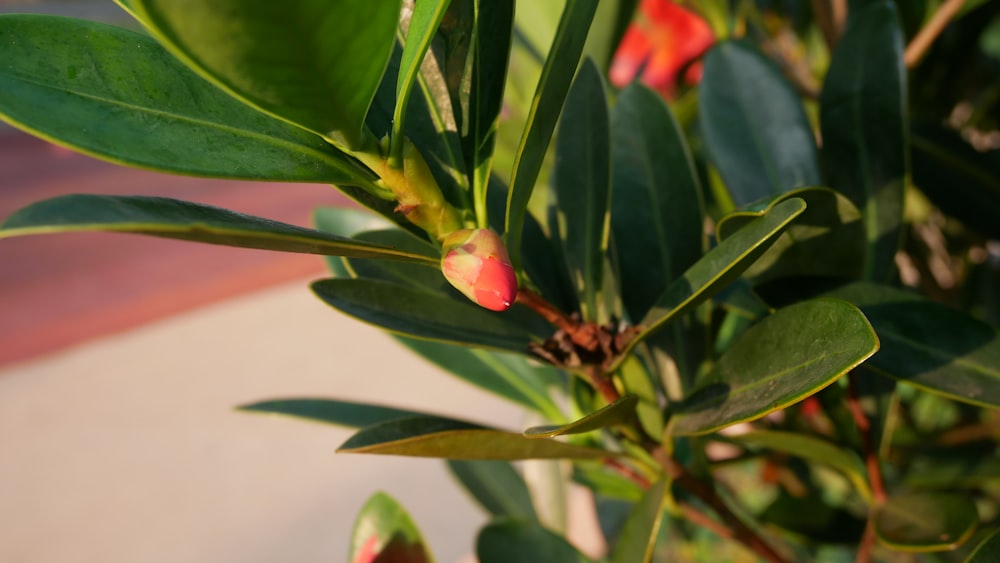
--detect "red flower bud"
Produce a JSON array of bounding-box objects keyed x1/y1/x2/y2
[{"x1": 440, "y1": 229, "x2": 518, "y2": 311}]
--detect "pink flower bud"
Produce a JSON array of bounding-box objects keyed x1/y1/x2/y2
[{"x1": 440, "y1": 229, "x2": 518, "y2": 311}]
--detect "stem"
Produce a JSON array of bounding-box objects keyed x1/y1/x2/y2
[
  {"x1": 515, "y1": 287, "x2": 599, "y2": 351},
  {"x1": 846, "y1": 374, "x2": 886, "y2": 563},
  {"x1": 846, "y1": 375, "x2": 887, "y2": 503},
  {"x1": 904, "y1": 0, "x2": 965, "y2": 68},
  {"x1": 651, "y1": 447, "x2": 790, "y2": 563},
  {"x1": 583, "y1": 365, "x2": 620, "y2": 405}
]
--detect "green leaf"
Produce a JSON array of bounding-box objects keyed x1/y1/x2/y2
[
  {"x1": 728, "y1": 430, "x2": 872, "y2": 502},
  {"x1": 312, "y1": 278, "x2": 547, "y2": 354},
  {"x1": 615, "y1": 197, "x2": 807, "y2": 367},
  {"x1": 392, "y1": 0, "x2": 453, "y2": 164},
  {"x1": 465, "y1": 0, "x2": 515, "y2": 225},
  {"x1": 238, "y1": 398, "x2": 421, "y2": 428},
  {"x1": 911, "y1": 119, "x2": 1000, "y2": 240},
  {"x1": 824, "y1": 282, "x2": 1000, "y2": 409},
  {"x1": 699, "y1": 40, "x2": 821, "y2": 207},
  {"x1": 0, "y1": 14, "x2": 376, "y2": 186},
  {"x1": 129, "y1": 0, "x2": 399, "y2": 147},
  {"x1": 820, "y1": 1, "x2": 907, "y2": 281},
  {"x1": 394, "y1": 337, "x2": 564, "y2": 419},
  {"x1": 611, "y1": 82, "x2": 705, "y2": 322},
  {"x1": 967, "y1": 529, "x2": 1000, "y2": 562},
  {"x1": 524, "y1": 395, "x2": 637, "y2": 438},
  {"x1": 312, "y1": 207, "x2": 399, "y2": 277},
  {"x1": 875, "y1": 492, "x2": 978, "y2": 552},
  {"x1": 338, "y1": 416, "x2": 613, "y2": 460},
  {"x1": 904, "y1": 454, "x2": 1000, "y2": 490},
  {"x1": 504, "y1": 0, "x2": 599, "y2": 272},
  {"x1": 447, "y1": 460, "x2": 538, "y2": 520},
  {"x1": 610, "y1": 477, "x2": 669, "y2": 563},
  {"x1": 0, "y1": 195, "x2": 438, "y2": 265},
  {"x1": 760, "y1": 490, "x2": 866, "y2": 544},
  {"x1": 551, "y1": 57, "x2": 611, "y2": 321},
  {"x1": 349, "y1": 491, "x2": 433, "y2": 563},
  {"x1": 716, "y1": 188, "x2": 866, "y2": 283},
  {"x1": 671, "y1": 299, "x2": 879, "y2": 436},
  {"x1": 477, "y1": 519, "x2": 594, "y2": 563}
]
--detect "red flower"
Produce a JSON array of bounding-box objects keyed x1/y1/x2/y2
[{"x1": 609, "y1": 0, "x2": 715, "y2": 97}]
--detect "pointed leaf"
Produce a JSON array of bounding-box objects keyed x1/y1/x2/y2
[
  {"x1": 825, "y1": 282, "x2": 1000, "y2": 408},
  {"x1": 524, "y1": 395, "x2": 637, "y2": 438},
  {"x1": 394, "y1": 0, "x2": 452, "y2": 156},
  {"x1": 311, "y1": 278, "x2": 546, "y2": 353},
  {"x1": 505, "y1": 0, "x2": 599, "y2": 271},
  {"x1": 0, "y1": 14, "x2": 376, "y2": 186},
  {"x1": 717, "y1": 188, "x2": 866, "y2": 283},
  {"x1": 552, "y1": 58, "x2": 611, "y2": 321},
  {"x1": 394, "y1": 337, "x2": 564, "y2": 419},
  {"x1": 911, "y1": 120, "x2": 1000, "y2": 240},
  {"x1": 967, "y1": 528, "x2": 1000, "y2": 562},
  {"x1": 820, "y1": 1, "x2": 907, "y2": 281},
  {"x1": 728, "y1": 430, "x2": 872, "y2": 502},
  {"x1": 338, "y1": 416, "x2": 613, "y2": 460},
  {"x1": 477, "y1": 519, "x2": 594, "y2": 563},
  {"x1": 611, "y1": 82, "x2": 705, "y2": 322},
  {"x1": 465, "y1": 0, "x2": 515, "y2": 223},
  {"x1": 349, "y1": 492, "x2": 432, "y2": 563},
  {"x1": 448, "y1": 460, "x2": 538, "y2": 520},
  {"x1": 129, "y1": 0, "x2": 399, "y2": 147},
  {"x1": 611, "y1": 477, "x2": 669, "y2": 563},
  {"x1": 0, "y1": 195, "x2": 438, "y2": 265},
  {"x1": 875, "y1": 492, "x2": 978, "y2": 552},
  {"x1": 313, "y1": 207, "x2": 399, "y2": 277},
  {"x1": 671, "y1": 299, "x2": 879, "y2": 436},
  {"x1": 615, "y1": 197, "x2": 807, "y2": 367},
  {"x1": 700, "y1": 40, "x2": 821, "y2": 206},
  {"x1": 238, "y1": 399, "x2": 421, "y2": 428}
]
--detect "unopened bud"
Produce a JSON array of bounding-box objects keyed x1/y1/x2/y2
[{"x1": 441, "y1": 229, "x2": 518, "y2": 311}]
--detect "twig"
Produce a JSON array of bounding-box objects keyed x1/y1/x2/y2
[
  {"x1": 847, "y1": 373, "x2": 887, "y2": 563},
  {"x1": 516, "y1": 287, "x2": 599, "y2": 351},
  {"x1": 651, "y1": 447, "x2": 790, "y2": 563},
  {"x1": 904, "y1": 0, "x2": 965, "y2": 68}
]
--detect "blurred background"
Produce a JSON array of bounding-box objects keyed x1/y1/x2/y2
[{"x1": 0, "y1": 2, "x2": 525, "y2": 561}]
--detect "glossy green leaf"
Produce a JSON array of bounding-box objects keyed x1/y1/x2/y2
[
  {"x1": 524, "y1": 395, "x2": 637, "y2": 438},
  {"x1": 615, "y1": 197, "x2": 807, "y2": 367},
  {"x1": 699, "y1": 40, "x2": 821, "y2": 206},
  {"x1": 345, "y1": 231, "x2": 452, "y2": 295},
  {"x1": 0, "y1": 195, "x2": 438, "y2": 265},
  {"x1": 312, "y1": 278, "x2": 547, "y2": 354},
  {"x1": 572, "y1": 463, "x2": 644, "y2": 503},
  {"x1": 349, "y1": 492, "x2": 432, "y2": 563},
  {"x1": 552, "y1": 58, "x2": 611, "y2": 321},
  {"x1": 129, "y1": 0, "x2": 399, "y2": 147},
  {"x1": 394, "y1": 337, "x2": 564, "y2": 419},
  {"x1": 825, "y1": 282, "x2": 1000, "y2": 408},
  {"x1": 820, "y1": 1, "x2": 907, "y2": 281},
  {"x1": 0, "y1": 15, "x2": 377, "y2": 186},
  {"x1": 338, "y1": 416, "x2": 613, "y2": 460},
  {"x1": 904, "y1": 454, "x2": 1000, "y2": 490},
  {"x1": 611, "y1": 82, "x2": 705, "y2": 322},
  {"x1": 313, "y1": 207, "x2": 399, "y2": 277},
  {"x1": 477, "y1": 519, "x2": 594, "y2": 563},
  {"x1": 967, "y1": 528, "x2": 1000, "y2": 562},
  {"x1": 392, "y1": 0, "x2": 452, "y2": 164},
  {"x1": 238, "y1": 398, "x2": 421, "y2": 428},
  {"x1": 610, "y1": 477, "x2": 669, "y2": 563},
  {"x1": 717, "y1": 188, "x2": 866, "y2": 283},
  {"x1": 447, "y1": 460, "x2": 538, "y2": 520},
  {"x1": 465, "y1": 0, "x2": 515, "y2": 225},
  {"x1": 875, "y1": 492, "x2": 978, "y2": 552},
  {"x1": 504, "y1": 0, "x2": 599, "y2": 271},
  {"x1": 728, "y1": 430, "x2": 872, "y2": 502},
  {"x1": 760, "y1": 490, "x2": 866, "y2": 544},
  {"x1": 911, "y1": 119, "x2": 1000, "y2": 240},
  {"x1": 671, "y1": 299, "x2": 879, "y2": 436}
]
